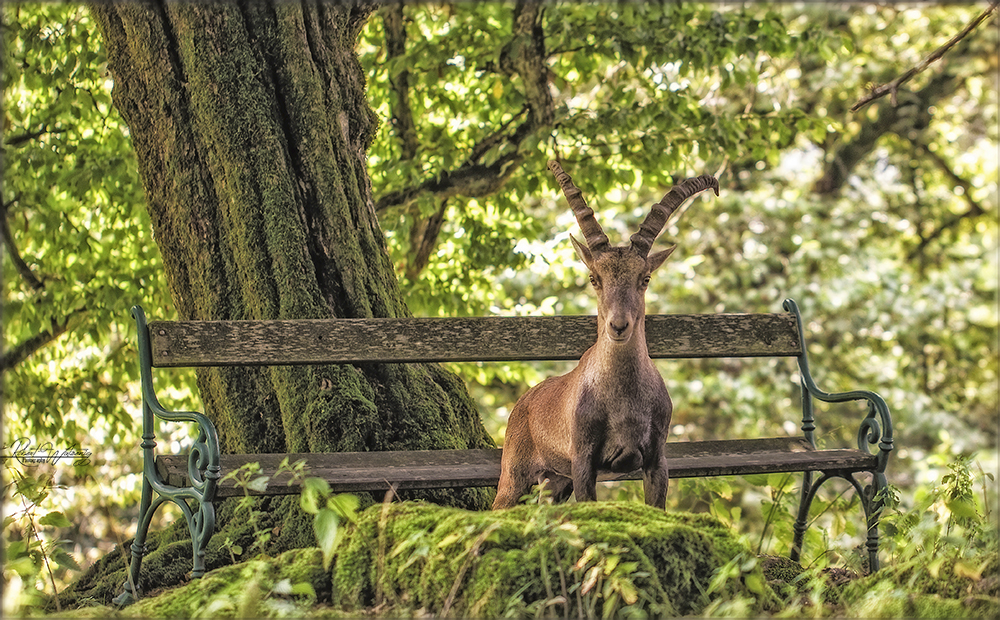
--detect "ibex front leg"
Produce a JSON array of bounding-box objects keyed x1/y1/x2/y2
[
  {"x1": 643, "y1": 447, "x2": 670, "y2": 509},
  {"x1": 571, "y1": 404, "x2": 604, "y2": 502},
  {"x1": 571, "y1": 449, "x2": 599, "y2": 502}
]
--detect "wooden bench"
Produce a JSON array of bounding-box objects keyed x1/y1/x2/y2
[{"x1": 117, "y1": 298, "x2": 892, "y2": 604}]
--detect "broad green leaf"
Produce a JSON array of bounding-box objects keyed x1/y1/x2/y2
[
  {"x1": 38, "y1": 511, "x2": 71, "y2": 528},
  {"x1": 313, "y1": 508, "x2": 339, "y2": 571}
]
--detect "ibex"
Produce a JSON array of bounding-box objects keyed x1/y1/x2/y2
[{"x1": 492, "y1": 161, "x2": 718, "y2": 510}]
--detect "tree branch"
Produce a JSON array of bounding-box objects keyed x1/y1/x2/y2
[
  {"x1": 381, "y1": 2, "x2": 419, "y2": 160},
  {"x1": 907, "y1": 143, "x2": 988, "y2": 260},
  {"x1": 505, "y1": 2, "x2": 554, "y2": 128},
  {"x1": 0, "y1": 310, "x2": 85, "y2": 372},
  {"x1": 375, "y1": 151, "x2": 523, "y2": 213},
  {"x1": 1, "y1": 197, "x2": 45, "y2": 292},
  {"x1": 814, "y1": 70, "x2": 960, "y2": 195},
  {"x1": 465, "y1": 107, "x2": 527, "y2": 167},
  {"x1": 373, "y1": 0, "x2": 554, "y2": 215},
  {"x1": 921, "y1": 143, "x2": 986, "y2": 217},
  {"x1": 3, "y1": 124, "x2": 69, "y2": 148},
  {"x1": 405, "y1": 198, "x2": 448, "y2": 280},
  {"x1": 851, "y1": 0, "x2": 998, "y2": 112}
]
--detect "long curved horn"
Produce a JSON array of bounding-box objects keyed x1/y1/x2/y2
[
  {"x1": 630, "y1": 174, "x2": 719, "y2": 257},
  {"x1": 548, "y1": 160, "x2": 609, "y2": 251}
]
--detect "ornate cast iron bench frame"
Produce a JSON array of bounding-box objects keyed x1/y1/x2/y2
[{"x1": 115, "y1": 299, "x2": 892, "y2": 604}]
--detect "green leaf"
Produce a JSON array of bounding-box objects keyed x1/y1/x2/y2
[
  {"x1": 8, "y1": 539, "x2": 29, "y2": 558},
  {"x1": 745, "y1": 572, "x2": 765, "y2": 595},
  {"x1": 300, "y1": 477, "x2": 330, "y2": 514},
  {"x1": 300, "y1": 487, "x2": 320, "y2": 515},
  {"x1": 946, "y1": 498, "x2": 978, "y2": 520},
  {"x1": 328, "y1": 493, "x2": 360, "y2": 522},
  {"x1": 743, "y1": 475, "x2": 770, "y2": 487},
  {"x1": 38, "y1": 511, "x2": 71, "y2": 528},
  {"x1": 8, "y1": 555, "x2": 38, "y2": 578},
  {"x1": 313, "y1": 508, "x2": 340, "y2": 570},
  {"x1": 247, "y1": 476, "x2": 270, "y2": 494},
  {"x1": 49, "y1": 546, "x2": 82, "y2": 572},
  {"x1": 290, "y1": 581, "x2": 317, "y2": 598},
  {"x1": 437, "y1": 531, "x2": 463, "y2": 549}
]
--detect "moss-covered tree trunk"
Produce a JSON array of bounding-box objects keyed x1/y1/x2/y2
[{"x1": 82, "y1": 1, "x2": 493, "y2": 589}]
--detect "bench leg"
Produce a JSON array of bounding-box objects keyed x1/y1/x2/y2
[
  {"x1": 188, "y1": 495, "x2": 216, "y2": 578},
  {"x1": 113, "y1": 478, "x2": 218, "y2": 605},
  {"x1": 860, "y1": 472, "x2": 888, "y2": 573},
  {"x1": 790, "y1": 470, "x2": 884, "y2": 573},
  {"x1": 790, "y1": 470, "x2": 820, "y2": 565},
  {"x1": 114, "y1": 477, "x2": 157, "y2": 606}
]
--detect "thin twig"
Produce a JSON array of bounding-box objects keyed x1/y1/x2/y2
[
  {"x1": 0, "y1": 309, "x2": 87, "y2": 372},
  {"x1": 375, "y1": 487, "x2": 397, "y2": 608},
  {"x1": 553, "y1": 546, "x2": 571, "y2": 620},
  {"x1": 851, "y1": 1, "x2": 999, "y2": 112},
  {"x1": 11, "y1": 469, "x2": 62, "y2": 613},
  {"x1": 441, "y1": 522, "x2": 500, "y2": 616}
]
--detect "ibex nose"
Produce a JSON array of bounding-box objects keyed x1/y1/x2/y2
[{"x1": 610, "y1": 320, "x2": 629, "y2": 338}]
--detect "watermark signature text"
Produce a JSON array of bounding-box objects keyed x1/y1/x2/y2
[{"x1": 1, "y1": 438, "x2": 92, "y2": 467}]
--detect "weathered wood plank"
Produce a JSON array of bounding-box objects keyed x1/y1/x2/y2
[
  {"x1": 155, "y1": 438, "x2": 877, "y2": 498},
  {"x1": 148, "y1": 313, "x2": 801, "y2": 367}
]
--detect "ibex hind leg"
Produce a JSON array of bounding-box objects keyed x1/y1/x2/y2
[
  {"x1": 493, "y1": 471, "x2": 532, "y2": 509},
  {"x1": 493, "y1": 444, "x2": 535, "y2": 509},
  {"x1": 642, "y1": 456, "x2": 670, "y2": 509},
  {"x1": 540, "y1": 475, "x2": 574, "y2": 504}
]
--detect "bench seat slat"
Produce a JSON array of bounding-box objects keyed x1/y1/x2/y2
[
  {"x1": 148, "y1": 313, "x2": 801, "y2": 367},
  {"x1": 155, "y1": 438, "x2": 876, "y2": 499}
]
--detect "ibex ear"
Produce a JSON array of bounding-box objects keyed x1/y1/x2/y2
[
  {"x1": 570, "y1": 234, "x2": 595, "y2": 271},
  {"x1": 647, "y1": 245, "x2": 676, "y2": 273}
]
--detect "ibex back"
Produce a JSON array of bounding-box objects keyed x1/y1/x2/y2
[{"x1": 492, "y1": 161, "x2": 718, "y2": 510}]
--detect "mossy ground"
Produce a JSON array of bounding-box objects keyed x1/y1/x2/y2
[
  {"x1": 40, "y1": 501, "x2": 1000, "y2": 619},
  {"x1": 332, "y1": 501, "x2": 776, "y2": 617}
]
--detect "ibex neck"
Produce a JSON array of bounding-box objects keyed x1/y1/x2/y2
[{"x1": 592, "y1": 319, "x2": 650, "y2": 371}]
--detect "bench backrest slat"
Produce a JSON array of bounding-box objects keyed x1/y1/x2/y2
[{"x1": 147, "y1": 313, "x2": 801, "y2": 367}]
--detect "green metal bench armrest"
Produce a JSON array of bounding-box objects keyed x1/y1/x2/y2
[
  {"x1": 783, "y1": 299, "x2": 893, "y2": 474},
  {"x1": 133, "y1": 306, "x2": 221, "y2": 501}
]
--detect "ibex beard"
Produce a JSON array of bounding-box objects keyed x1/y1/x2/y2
[{"x1": 492, "y1": 161, "x2": 718, "y2": 510}]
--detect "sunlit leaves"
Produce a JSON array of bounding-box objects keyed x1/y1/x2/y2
[
  {"x1": 1, "y1": 2, "x2": 996, "y2": 588},
  {"x1": 3, "y1": 4, "x2": 181, "y2": 452},
  {"x1": 361, "y1": 2, "x2": 844, "y2": 319}
]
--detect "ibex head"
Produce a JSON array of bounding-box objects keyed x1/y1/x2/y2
[{"x1": 547, "y1": 160, "x2": 719, "y2": 346}]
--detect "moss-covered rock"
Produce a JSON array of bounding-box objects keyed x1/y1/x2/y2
[
  {"x1": 332, "y1": 501, "x2": 777, "y2": 617},
  {"x1": 844, "y1": 580, "x2": 998, "y2": 618},
  {"x1": 124, "y1": 547, "x2": 328, "y2": 618},
  {"x1": 836, "y1": 553, "x2": 1000, "y2": 619},
  {"x1": 42, "y1": 548, "x2": 330, "y2": 619}
]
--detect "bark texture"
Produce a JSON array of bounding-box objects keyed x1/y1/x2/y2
[{"x1": 91, "y1": 0, "x2": 492, "y2": 516}]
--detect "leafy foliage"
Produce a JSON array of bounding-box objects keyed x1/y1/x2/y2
[{"x1": 1, "y1": 1, "x2": 997, "y2": 614}]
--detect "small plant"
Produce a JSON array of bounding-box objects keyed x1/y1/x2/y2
[
  {"x1": 218, "y1": 461, "x2": 272, "y2": 557},
  {"x1": 298, "y1": 476, "x2": 359, "y2": 570},
  {"x1": 219, "y1": 457, "x2": 359, "y2": 569},
  {"x1": 2, "y1": 462, "x2": 82, "y2": 615},
  {"x1": 571, "y1": 542, "x2": 649, "y2": 619},
  {"x1": 497, "y1": 496, "x2": 663, "y2": 619}
]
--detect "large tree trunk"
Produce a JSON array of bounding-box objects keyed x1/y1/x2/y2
[
  {"x1": 59, "y1": 4, "x2": 494, "y2": 603},
  {"x1": 92, "y1": 0, "x2": 492, "y2": 530}
]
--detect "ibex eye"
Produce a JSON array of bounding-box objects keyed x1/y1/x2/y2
[
  {"x1": 589, "y1": 275, "x2": 598, "y2": 287},
  {"x1": 642, "y1": 276, "x2": 651, "y2": 286}
]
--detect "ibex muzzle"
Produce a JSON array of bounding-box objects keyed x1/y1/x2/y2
[{"x1": 492, "y1": 161, "x2": 719, "y2": 509}]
